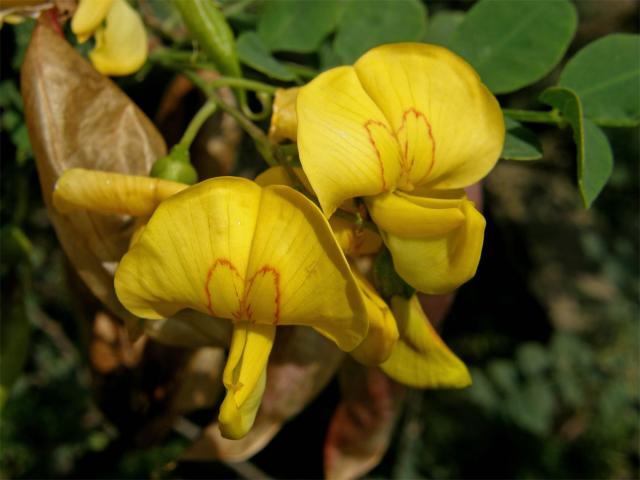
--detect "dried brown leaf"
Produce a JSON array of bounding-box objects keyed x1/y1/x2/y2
[
  {"x1": 324, "y1": 361, "x2": 405, "y2": 480},
  {"x1": 21, "y1": 20, "x2": 166, "y2": 338}
]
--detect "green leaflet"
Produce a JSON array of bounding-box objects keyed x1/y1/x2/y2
[
  {"x1": 540, "y1": 87, "x2": 613, "y2": 208},
  {"x1": 559, "y1": 34, "x2": 640, "y2": 127},
  {"x1": 450, "y1": 0, "x2": 577, "y2": 94},
  {"x1": 501, "y1": 117, "x2": 543, "y2": 161}
]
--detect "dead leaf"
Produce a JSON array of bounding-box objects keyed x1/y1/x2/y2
[
  {"x1": 90, "y1": 311, "x2": 146, "y2": 373},
  {"x1": 21, "y1": 20, "x2": 166, "y2": 338},
  {"x1": 324, "y1": 360, "x2": 405, "y2": 480},
  {"x1": 183, "y1": 326, "x2": 344, "y2": 462},
  {"x1": 144, "y1": 309, "x2": 232, "y2": 349}
]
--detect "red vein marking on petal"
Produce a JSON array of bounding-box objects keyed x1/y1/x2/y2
[
  {"x1": 245, "y1": 265, "x2": 281, "y2": 325},
  {"x1": 204, "y1": 258, "x2": 242, "y2": 316},
  {"x1": 396, "y1": 108, "x2": 436, "y2": 179},
  {"x1": 363, "y1": 119, "x2": 392, "y2": 191}
]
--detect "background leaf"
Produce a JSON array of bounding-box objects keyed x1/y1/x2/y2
[
  {"x1": 450, "y1": 0, "x2": 577, "y2": 94},
  {"x1": 501, "y1": 117, "x2": 543, "y2": 161},
  {"x1": 236, "y1": 31, "x2": 297, "y2": 81},
  {"x1": 539, "y1": 87, "x2": 613, "y2": 208},
  {"x1": 333, "y1": 0, "x2": 427, "y2": 64},
  {"x1": 257, "y1": 0, "x2": 343, "y2": 53},
  {"x1": 558, "y1": 33, "x2": 640, "y2": 127},
  {"x1": 423, "y1": 10, "x2": 464, "y2": 47}
]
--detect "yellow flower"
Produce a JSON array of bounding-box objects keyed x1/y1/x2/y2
[
  {"x1": 112, "y1": 176, "x2": 368, "y2": 439},
  {"x1": 296, "y1": 43, "x2": 505, "y2": 294},
  {"x1": 255, "y1": 166, "x2": 468, "y2": 387},
  {"x1": 71, "y1": 0, "x2": 147, "y2": 76}
]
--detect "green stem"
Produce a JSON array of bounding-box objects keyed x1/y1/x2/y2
[
  {"x1": 503, "y1": 108, "x2": 564, "y2": 125},
  {"x1": 179, "y1": 100, "x2": 218, "y2": 148},
  {"x1": 209, "y1": 76, "x2": 278, "y2": 94},
  {"x1": 183, "y1": 70, "x2": 277, "y2": 167}
]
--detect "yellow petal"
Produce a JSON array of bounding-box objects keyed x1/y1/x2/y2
[
  {"x1": 365, "y1": 190, "x2": 464, "y2": 238},
  {"x1": 254, "y1": 165, "x2": 314, "y2": 194},
  {"x1": 330, "y1": 216, "x2": 382, "y2": 257},
  {"x1": 297, "y1": 66, "x2": 402, "y2": 217},
  {"x1": 219, "y1": 322, "x2": 275, "y2": 439},
  {"x1": 383, "y1": 198, "x2": 485, "y2": 294},
  {"x1": 89, "y1": 0, "x2": 147, "y2": 76},
  {"x1": 381, "y1": 295, "x2": 470, "y2": 388},
  {"x1": 114, "y1": 177, "x2": 367, "y2": 351},
  {"x1": 244, "y1": 185, "x2": 366, "y2": 350},
  {"x1": 349, "y1": 272, "x2": 398, "y2": 366},
  {"x1": 71, "y1": 0, "x2": 114, "y2": 43},
  {"x1": 354, "y1": 43, "x2": 504, "y2": 190},
  {"x1": 53, "y1": 168, "x2": 188, "y2": 216},
  {"x1": 268, "y1": 87, "x2": 300, "y2": 144}
]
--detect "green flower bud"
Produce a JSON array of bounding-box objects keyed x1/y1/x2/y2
[{"x1": 150, "y1": 145, "x2": 198, "y2": 185}]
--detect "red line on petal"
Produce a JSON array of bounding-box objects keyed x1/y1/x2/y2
[
  {"x1": 363, "y1": 119, "x2": 391, "y2": 191},
  {"x1": 245, "y1": 265, "x2": 281, "y2": 325},
  {"x1": 396, "y1": 108, "x2": 436, "y2": 179},
  {"x1": 204, "y1": 258, "x2": 242, "y2": 317}
]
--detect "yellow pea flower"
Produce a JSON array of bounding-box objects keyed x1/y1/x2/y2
[
  {"x1": 113, "y1": 176, "x2": 368, "y2": 439},
  {"x1": 71, "y1": 0, "x2": 147, "y2": 76},
  {"x1": 297, "y1": 43, "x2": 505, "y2": 294},
  {"x1": 254, "y1": 165, "x2": 467, "y2": 386}
]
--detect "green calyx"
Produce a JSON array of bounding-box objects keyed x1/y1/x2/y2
[{"x1": 150, "y1": 145, "x2": 198, "y2": 185}]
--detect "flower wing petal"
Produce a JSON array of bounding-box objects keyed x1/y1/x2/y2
[
  {"x1": 383, "y1": 198, "x2": 485, "y2": 294},
  {"x1": 71, "y1": 0, "x2": 114, "y2": 43},
  {"x1": 354, "y1": 43, "x2": 504, "y2": 189},
  {"x1": 381, "y1": 295, "x2": 470, "y2": 388},
  {"x1": 365, "y1": 190, "x2": 464, "y2": 238},
  {"x1": 350, "y1": 271, "x2": 398, "y2": 366},
  {"x1": 89, "y1": 0, "x2": 148, "y2": 76},
  {"x1": 218, "y1": 322, "x2": 275, "y2": 439},
  {"x1": 297, "y1": 66, "x2": 402, "y2": 216}
]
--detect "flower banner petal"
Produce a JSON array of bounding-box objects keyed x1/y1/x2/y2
[
  {"x1": 383, "y1": 198, "x2": 485, "y2": 294},
  {"x1": 246, "y1": 185, "x2": 367, "y2": 351},
  {"x1": 90, "y1": 0, "x2": 148, "y2": 76},
  {"x1": 53, "y1": 168, "x2": 187, "y2": 217},
  {"x1": 115, "y1": 177, "x2": 261, "y2": 320},
  {"x1": 297, "y1": 66, "x2": 402, "y2": 216},
  {"x1": 115, "y1": 178, "x2": 367, "y2": 351},
  {"x1": 381, "y1": 295, "x2": 470, "y2": 388},
  {"x1": 354, "y1": 43, "x2": 504, "y2": 190}
]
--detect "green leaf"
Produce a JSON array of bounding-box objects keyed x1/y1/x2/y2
[
  {"x1": 558, "y1": 33, "x2": 640, "y2": 127},
  {"x1": 516, "y1": 342, "x2": 550, "y2": 377},
  {"x1": 333, "y1": 0, "x2": 427, "y2": 64},
  {"x1": 257, "y1": 0, "x2": 343, "y2": 53},
  {"x1": 540, "y1": 87, "x2": 613, "y2": 208},
  {"x1": 450, "y1": 0, "x2": 577, "y2": 94},
  {"x1": 236, "y1": 32, "x2": 297, "y2": 81},
  {"x1": 423, "y1": 10, "x2": 465, "y2": 47},
  {"x1": 501, "y1": 117, "x2": 543, "y2": 161}
]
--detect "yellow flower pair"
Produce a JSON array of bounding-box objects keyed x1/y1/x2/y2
[
  {"x1": 52, "y1": 43, "x2": 504, "y2": 439},
  {"x1": 71, "y1": 0, "x2": 147, "y2": 76}
]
